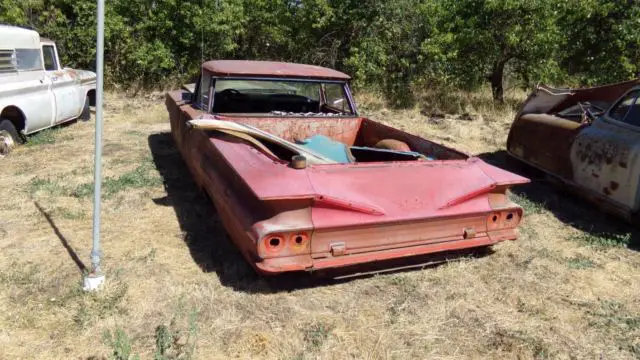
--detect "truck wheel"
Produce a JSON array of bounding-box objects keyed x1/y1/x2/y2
[
  {"x1": 0, "y1": 119, "x2": 21, "y2": 156},
  {"x1": 79, "y1": 95, "x2": 91, "y2": 121}
]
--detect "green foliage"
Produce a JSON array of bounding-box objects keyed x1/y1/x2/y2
[
  {"x1": 2, "y1": 0, "x2": 639, "y2": 99},
  {"x1": 303, "y1": 322, "x2": 333, "y2": 350},
  {"x1": 26, "y1": 127, "x2": 60, "y2": 146},
  {"x1": 74, "y1": 160, "x2": 162, "y2": 198},
  {"x1": 102, "y1": 327, "x2": 140, "y2": 360},
  {"x1": 28, "y1": 176, "x2": 67, "y2": 197},
  {"x1": 571, "y1": 231, "x2": 632, "y2": 249},
  {"x1": 566, "y1": 255, "x2": 596, "y2": 269}
]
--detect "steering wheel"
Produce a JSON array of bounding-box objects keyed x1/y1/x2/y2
[{"x1": 219, "y1": 88, "x2": 241, "y2": 97}]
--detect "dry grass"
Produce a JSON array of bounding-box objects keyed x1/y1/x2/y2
[{"x1": 0, "y1": 88, "x2": 639, "y2": 359}]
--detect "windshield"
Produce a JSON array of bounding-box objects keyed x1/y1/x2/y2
[{"x1": 211, "y1": 78, "x2": 354, "y2": 116}]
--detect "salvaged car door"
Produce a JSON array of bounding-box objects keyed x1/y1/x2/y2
[
  {"x1": 42, "y1": 44, "x2": 81, "y2": 123},
  {"x1": 570, "y1": 89, "x2": 640, "y2": 213}
]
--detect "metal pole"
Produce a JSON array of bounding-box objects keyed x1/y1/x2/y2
[{"x1": 84, "y1": 0, "x2": 105, "y2": 291}]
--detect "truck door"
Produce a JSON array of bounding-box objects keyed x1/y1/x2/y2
[
  {"x1": 42, "y1": 44, "x2": 80, "y2": 123},
  {"x1": 570, "y1": 89, "x2": 640, "y2": 213}
]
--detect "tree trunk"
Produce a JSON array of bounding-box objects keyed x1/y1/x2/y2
[{"x1": 490, "y1": 59, "x2": 507, "y2": 102}]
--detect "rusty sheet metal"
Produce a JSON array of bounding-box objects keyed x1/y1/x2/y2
[
  {"x1": 547, "y1": 79, "x2": 640, "y2": 114},
  {"x1": 571, "y1": 118, "x2": 640, "y2": 213},
  {"x1": 518, "y1": 79, "x2": 640, "y2": 116},
  {"x1": 214, "y1": 114, "x2": 362, "y2": 145},
  {"x1": 203, "y1": 60, "x2": 351, "y2": 80},
  {"x1": 508, "y1": 113, "x2": 583, "y2": 178},
  {"x1": 166, "y1": 64, "x2": 530, "y2": 275},
  {"x1": 508, "y1": 80, "x2": 640, "y2": 222}
]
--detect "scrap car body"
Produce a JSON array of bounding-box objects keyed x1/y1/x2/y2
[
  {"x1": 166, "y1": 60, "x2": 529, "y2": 275},
  {"x1": 507, "y1": 79, "x2": 640, "y2": 223},
  {"x1": 0, "y1": 25, "x2": 96, "y2": 154}
]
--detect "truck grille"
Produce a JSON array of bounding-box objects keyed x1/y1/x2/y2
[{"x1": 0, "y1": 49, "x2": 17, "y2": 73}]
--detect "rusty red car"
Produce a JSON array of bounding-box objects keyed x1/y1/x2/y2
[
  {"x1": 165, "y1": 60, "x2": 529, "y2": 275},
  {"x1": 507, "y1": 79, "x2": 640, "y2": 224}
]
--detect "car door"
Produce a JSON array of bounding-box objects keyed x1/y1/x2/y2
[
  {"x1": 570, "y1": 89, "x2": 640, "y2": 213},
  {"x1": 42, "y1": 44, "x2": 81, "y2": 123}
]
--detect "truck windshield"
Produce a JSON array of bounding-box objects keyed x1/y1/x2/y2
[{"x1": 211, "y1": 79, "x2": 354, "y2": 116}]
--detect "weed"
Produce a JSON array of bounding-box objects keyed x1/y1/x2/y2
[
  {"x1": 303, "y1": 322, "x2": 333, "y2": 350},
  {"x1": 489, "y1": 328, "x2": 550, "y2": 359},
  {"x1": 153, "y1": 310, "x2": 199, "y2": 360},
  {"x1": 26, "y1": 128, "x2": 61, "y2": 146},
  {"x1": 74, "y1": 282, "x2": 129, "y2": 329},
  {"x1": 386, "y1": 274, "x2": 419, "y2": 293},
  {"x1": 102, "y1": 327, "x2": 140, "y2": 360},
  {"x1": 55, "y1": 207, "x2": 87, "y2": 220},
  {"x1": 28, "y1": 177, "x2": 68, "y2": 197},
  {"x1": 74, "y1": 161, "x2": 162, "y2": 198},
  {"x1": 566, "y1": 255, "x2": 595, "y2": 270},
  {"x1": 154, "y1": 324, "x2": 173, "y2": 359},
  {"x1": 509, "y1": 193, "x2": 546, "y2": 215},
  {"x1": 0, "y1": 263, "x2": 40, "y2": 286},
  {"x1": 570, "y1": 232, "x2": 631, "y2": 249}
]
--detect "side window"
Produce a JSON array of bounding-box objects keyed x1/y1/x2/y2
[
  {"x1": 609, "y1": 90, "x2": 639, "y2": 122},
  {"x1": 197, "y1": 75, "x2": 211, "y2": 111},
  {"x1": 42, "y1": 45, "x2": 58, "y2": 71},
  {"x1": 323, "y1": 83, "x2": 350, "y2": 113},
  {"x1": 622, "y1": 96, "x2": 640, "y2": 127}
]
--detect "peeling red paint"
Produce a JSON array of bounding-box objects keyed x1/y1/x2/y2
[{"x1": 167, "y1": 60, "x2": 530, "y2": 275}]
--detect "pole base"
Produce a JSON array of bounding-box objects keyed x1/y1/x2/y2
[{"x1": 83, "y1": 274, "x2": 105, "y2": 291}]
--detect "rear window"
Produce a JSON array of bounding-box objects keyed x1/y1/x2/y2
[
  {"x1": 211, "y1": 79, "x2": 353, "y2": 116},
  {"x1": 0, "y1": 48, "x2": 42, "y2": 72}
]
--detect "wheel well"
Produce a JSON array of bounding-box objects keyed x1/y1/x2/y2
[
  {"x1": 0, "y1": 106, "x2": 26, "y2": 132},
  {"x1": 87, "y1": 89, "x2": 96, "y2": 106}
]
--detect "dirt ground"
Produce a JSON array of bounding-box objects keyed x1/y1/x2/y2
[{"x1": 0, "y1": 89, "x2": 639, "y2": 359}]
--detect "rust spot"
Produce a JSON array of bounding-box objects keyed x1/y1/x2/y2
[
  {"x1": 603, "y1": 187, "x2": 612, "y2": 196},
  {"x1": 610, "y1": 181, "x2": 619, "y2": 191},
  {"x1": 619, "y1": 161, "x2": 628, "y2": 168},
  {"x1": 591, "y1": 172, "x2": 600, "y2": 178},
  {"x1": 605, "y1": 156, "x2": 613, "y2": 165}
]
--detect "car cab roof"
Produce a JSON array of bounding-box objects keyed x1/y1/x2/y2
[
  {"x1": 0, "y1": 25, "x2": 40, "y2": 49},
  {"x1": 202, "y1": 60, "x2": 351, "y2": 81}
]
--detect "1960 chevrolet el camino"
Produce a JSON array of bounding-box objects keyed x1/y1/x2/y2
[{"x1": 166, "y1": 60, "x2": 529, "y2": 275}]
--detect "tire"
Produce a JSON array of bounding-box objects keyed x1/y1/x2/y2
[
  {"x1": 79, "y1": 95, "x2": 91, "y2": 121},
  {"x1": 0, "y1": 119, "x2": 21, "y2": 156}
]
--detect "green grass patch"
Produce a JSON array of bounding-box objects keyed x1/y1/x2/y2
[
  {"x1": 26, "y1": 128, "x2": 61, "y2": 146},
  {"x1": 54, "y1": 207, "x2": 87, "y2": 220},
  {"x1": 102, "y1": 327, "x2": 139, "y2": 360},
  {"x1": 570, "y1": 231, "x2": 631, "y2": 249},
  {"x1": 565, "y1": 255, "x2": 595, "y2": 270},
  {"x1": 303, "y1": 322, "x2": 333, "y2": 350},
  {"x1": 74, "y1": 160, "x2": 162, "y2": 199},
  {"x1": 74, "y1": 282, "x2": 129, "y2": 329},
  {"x1": 509, "y1": 192, "x2": 547, "y2": 215},
  {"x1": 28, "y1": 177, "x2": 69, "y2": 197}
]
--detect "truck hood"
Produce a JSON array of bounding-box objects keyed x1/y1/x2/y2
[{"x1": 64, "y1": 68, "x2": 97, "y2": 84}]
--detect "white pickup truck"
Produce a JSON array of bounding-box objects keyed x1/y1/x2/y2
[{"x1": 0, "y1": 25, "x2": 96, "y2": 155}]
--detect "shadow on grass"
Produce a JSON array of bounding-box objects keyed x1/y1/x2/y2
[
  {"x1": 34, "y1": 201, "x2": 88, "y2": 273},
  {"x1": 478, "y1": 150, "x2": 639, "y2": 251},
  {"x1": 148, "y1": 132, "x2": 493, "y2": 293}
]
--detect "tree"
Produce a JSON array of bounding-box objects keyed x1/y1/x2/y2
[
  {"x1": 437, "y1": 0, "x2": 565, "y2": 101},
  {"x1": 561, "y1": 0, "x2": 640, "y2": 86}
]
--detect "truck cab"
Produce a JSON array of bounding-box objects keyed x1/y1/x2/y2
[{"x1": 0, "y1": 25, "x2": 96, "y2": 155}]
